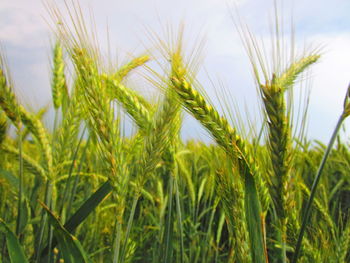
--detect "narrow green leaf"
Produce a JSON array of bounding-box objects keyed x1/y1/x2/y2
[
  {"x1": 41, "y1": 202, "x2": 90, "y2": 263},
  {"x1": 18, "y1": 198, "x2": 30, "y2": 235},
  {"x1": 292, "y1": 115, "x2": 346, "y2": 263},
  {"x1": 41, "y1": 180, "x2": 113, "y2": 257},
  {"x1": 244, "y1": 173, "x2": 267, "y2": 263},
  {"x1": 0, "y1": 219, "x2": 29, "y2": 263},
  {"x1": 163, "y1": 176, "x2": 174, "y2": 263}
]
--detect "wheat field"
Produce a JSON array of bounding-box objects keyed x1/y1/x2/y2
[{"x1": 0, "y1": 2, "x2": 350, "y2": 263}]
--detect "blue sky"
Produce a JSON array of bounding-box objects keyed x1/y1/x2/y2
[{"x1": 1, "y1": 0, "x2": 350, "y2": 143}]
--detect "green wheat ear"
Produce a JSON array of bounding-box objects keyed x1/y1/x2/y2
[
  {"x1": 19, "y1": 106, "x2": 53, "y2": 176},
  {"x1": 167, "y1": 32, "x2": 269, "y2": 261},
  {"x1": 276, "y1": 54, "x2": 320, "y2": 90},
  {"x1": 0, "y1": 54, "x2": 53, "y2": 176},
  {"x1": 51, "y1": 41, "x2": 68, "y2": 110},
  {"x1": 106, "y1": 78, "x2": 152, "y2": 132},
  {"x1": 105, "y1": 55, "x2": 153, "y2": 132},
  {"x1": 114, "y1": 55, "x2": 150, "y2": 81},
  {"x1": 0, "y1": 58, "x2": 21, "y2": 127},
  {"x1": 256, "y1": 54, "x2": 319, "y2": 262}
]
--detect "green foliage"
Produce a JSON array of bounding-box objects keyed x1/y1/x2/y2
[{"x1": 0, "y1": 219, "x2": 29, "y2": 263}]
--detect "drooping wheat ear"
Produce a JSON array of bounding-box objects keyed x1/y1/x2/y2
[
  {"x1": 1, "y1": 143, "x2": 47, "y2": 180},
  {"x1": 170, "y1": 75, "x2": 259, "y2": 174},
  {"x1": 22, "y1": 106, "x2": 48, "y2": 141},
  {"x1": 171, "y1": 77, "x2": 233, "y2": 150},
  {"x1": 106, "y1": 77, "x2": 152, "y2": 132},
  {"x1": 19, "y1": 106, "x2": 53, "y2": 177},
  {"x1": 51, "y1": 41, "x2": 68, "y2": 110},
  {"x1": 170, "y1": 59, "x2": 270, "y2": 263},
  {"x1": 114, "y1": 55, "x2": 150, "y2": 81},
  {"x1": 0, "y1": 58, "x2": 21, "y2": 127},
  {"x1": 168, "y1": 40, "x2": 265, "y2": 184},
  {"x1": 0, "y1": 56, "x2": 52, "y2": 176}
]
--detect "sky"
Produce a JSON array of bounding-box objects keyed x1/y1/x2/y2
[{"x1": 1, "y1": 0, "x2": 350, "y2": 143}]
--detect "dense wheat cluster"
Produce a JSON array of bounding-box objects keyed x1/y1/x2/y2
[{"x1": 0, "y1": 3, "x2": 350, "y2": 263}]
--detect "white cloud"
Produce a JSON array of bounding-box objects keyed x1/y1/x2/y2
[{"x1": 0, "y1": 0, "x2": 50, "y2": 48}]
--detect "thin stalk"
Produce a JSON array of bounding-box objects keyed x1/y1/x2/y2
[
  {"x1": 202, "y1": 202, "x2": 217, "y2": 263},
  {"x1": 59, "y1": 126, "x2": 86, "y2": 218},
  {"x1": 292, "y1": 114, "x2": 345, "y2": 263},
  {"x1": 164, "y1": 176, "x2": 174, "y2": 263},
  {"x1": 45, "y1": 110, "x2": 59, "y2": 263},
  {"x1": 215, "y1": 212, "x2": 225, "y2": 263},
  {"x1": 66, "y1": 136, "x2": 90, "y2": 217},
  {"x1": 46, "y1": 199, "x2": 55, "y2": 263},
  {"x1": 119, "y1": 194, "x2": 140, "y2": 262},
  {"x1": 15, "y1": 127, "x2": 23, "y2": 236},
  {"x1": 35, "y1": 180, "x2": 52, "y2": 263},
  {"x1": 174, "y1": 177, "x2": 185, "y2": 263},
  {"x1": 112, "y1": 221, "x2": 122, "y2": 263}
]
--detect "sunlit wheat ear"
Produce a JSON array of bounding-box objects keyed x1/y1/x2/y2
[
  {"x1": 53, "y1": 84, "x2": 84, "y2": 174},
  {"x1": 138, "y1": 91, "x2": 181, "y2": 182},
  {"x1": 105, "y1": 77, "x2": 152, "y2": 132},
  {"x1": 276, "y1": 54, "x2": 320, "y2": 90},
  {"x1": 114, "y1": 55, "x2": 150, "y2": 81},
  {"x1": 71, "y1": 47, "x2": 123, "y2": 189},
  {"x1": 261, "y1": 54, "x2": 320, "y2": 216},
  {"x1": 0, "y1": 54, "x2": 53, "y2": 176},
  {"x1": 169, "y1": 34, "x2": 270, "y2": 262},
  {"x1": 19, "y1": 107, "x2": 53, "y2": 176},
  {"x1": 235, "y1": 7, "x2": 321, "y2": 260},
  {"x1": 105, "y1": 54, "x2": 153, "y2": 132},
  {"x1": 51, "y1": 41, "x2": 68, "y2": 110},
  {"x1": 0, "y1": 56, "x2": 21, "y2": 127}
]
